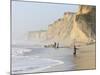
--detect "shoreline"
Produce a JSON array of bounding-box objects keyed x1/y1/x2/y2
[
  {"x1": 41, "y1": 43, "x2": 96, "y2": 72},
  {"x1": 12, "y1": 43, "x2": 96, "y2": 74}
]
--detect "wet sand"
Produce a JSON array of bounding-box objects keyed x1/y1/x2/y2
[
  {"x1": 12, "y1": 43, "x2": 96, "y2": 74},
  {"x1": 42, "y1": 43, "x2": 96, "y2": 72},
  {"x1": 74, "y1": 43, "x2": 96, "y2": 70}
]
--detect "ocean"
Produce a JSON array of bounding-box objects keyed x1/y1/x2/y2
[{"x1": 11, "y1": 45, "x2": 75, "y2": 74}]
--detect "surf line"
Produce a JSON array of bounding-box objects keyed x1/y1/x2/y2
[
  {"x1": 30, "y1": 58, "x2": 64, "y2": 73},
  {"x1": 12, "y1": 58, "x2": 64, "y2": 74}
]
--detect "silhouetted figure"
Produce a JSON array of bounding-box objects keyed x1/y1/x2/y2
[
  {"x1": 54, "y1": 42, "x2": 56, "y2": 48},
  {"x1": 57, "y1": 43, "x2": 59, "y2": 48},
  {"x1": 73, "y1": 45, "x2": 77, "y2": 55}
]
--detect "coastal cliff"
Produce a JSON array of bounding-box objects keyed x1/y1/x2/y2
[
  {"x1": 71, "y1": 5, "x2": 96, "y2": 43},
  {"x1": 46, "y1": 12, "x2": 75, "y2": 46},
  {"x1": 27, "y1": 30, "x2": 47, "y2": 41},
  {"x1": 28, "y1": 5, "x2": 96, "y2": 47}
]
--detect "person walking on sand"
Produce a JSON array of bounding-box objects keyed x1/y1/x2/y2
[
  {"x1": 54, "y1": 42, "x2": 56, "y2": 48},
  {"x1": 57, "y1": 43, "x2": 59, "y2": 48},
  {"x1": 73, "y1": 45, "x2": 77, "y2": 55}
]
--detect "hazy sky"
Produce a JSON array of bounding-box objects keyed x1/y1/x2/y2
[{"x1": 12, "y1": 1, "x2": 79, "y2": 41}]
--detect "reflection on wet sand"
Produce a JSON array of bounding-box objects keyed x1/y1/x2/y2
[{"x1": 74, "y1": 43, "x2": 96, "y2": 70}]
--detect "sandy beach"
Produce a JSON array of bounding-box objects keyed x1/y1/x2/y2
[
  {"x1": 12, "y1": 1, "x2": 96, "y2": 74},
  {"x1": 12, "y1": 43, "x2": 96, "y2": 74},
  {"x1": 74, "y1": 43, "x2": 96, "y2": 70},
  {"x1": 41, "y1": 43, "x2": 96, "y2": 72}
]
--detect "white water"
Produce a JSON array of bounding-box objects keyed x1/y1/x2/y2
[{"x1": 12, "y1": 47, "x2": 64, "y2": 74}]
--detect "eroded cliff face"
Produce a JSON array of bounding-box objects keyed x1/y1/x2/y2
[
  {"x1": 28, "y1": 5, "x2": 96, "y2": 46},
  {"x1": 71, "y1": 5, "x2": 96, "y2": 43},
  {"x1": 28, "y1": 12, "x2": 75, "y2": 46},
  {"x1": 46, "y1": 12, "x2": 74, "y2": 45}
]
